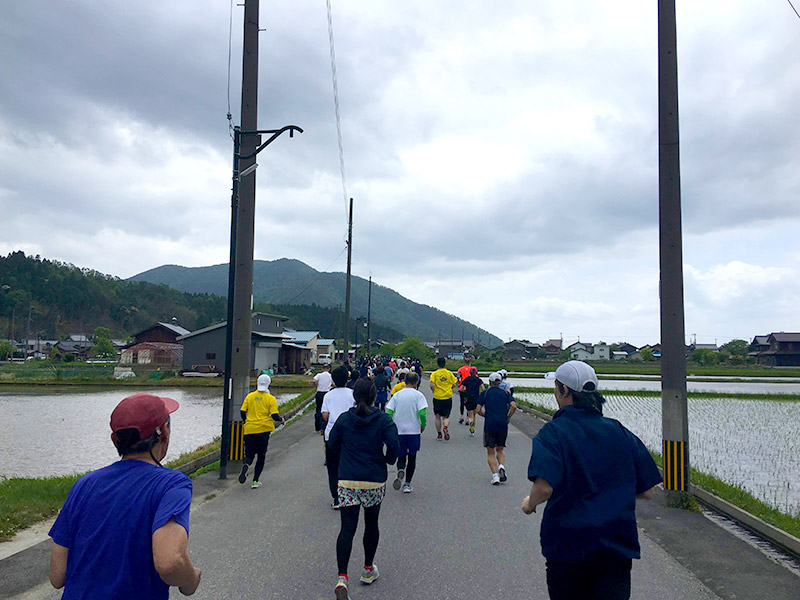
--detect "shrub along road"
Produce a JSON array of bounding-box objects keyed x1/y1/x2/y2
[{"x1": 24, "y1": 380, "x2": 799, "y2": 600}]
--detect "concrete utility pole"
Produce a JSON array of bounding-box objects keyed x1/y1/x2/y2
[
  {"x1": 366, "y1": 276, "x2": 372, "y2": 358},
  {"x1": 658, "y1": 0, "x2": 690, "y2": 502},
  {"x1": 343, "y1": 197, "x2": 353, "y2": 361},
  {"x1": 221, "y1": 0, "x2": 260, "y2": 479}
]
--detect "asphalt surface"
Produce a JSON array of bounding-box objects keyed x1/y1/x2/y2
[{"x1": 22, "y1": 380, "x2": 797, "y2": 600}]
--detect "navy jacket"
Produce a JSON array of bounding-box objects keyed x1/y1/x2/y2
[{"x1": 328, "y1": 406, "x2": 399, "y2": 483}]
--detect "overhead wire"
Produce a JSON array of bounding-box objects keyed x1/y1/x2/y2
[
  {"x1": 787, "y1": 0, "x2": 800, "y2": 20},
  {"x1": 326, "y1": 0, "x2": 350, "y2": 223},
  {"x1": 283, "y1": 245, "x2": 348, "y2": 305}
]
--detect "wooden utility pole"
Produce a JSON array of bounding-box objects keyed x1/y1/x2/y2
[
  {"x1": 658, "y1": 0, "x2": 690, "y2": 502},
  {"x1": 221, "y1": 0, "x2": 260, "y2": 479},
  {"x1": 343, "y1": 197, "x2": 353, "y2": 361},
  {"x1": 366, "y1": 276, "x2": 372, "y2": 358}
]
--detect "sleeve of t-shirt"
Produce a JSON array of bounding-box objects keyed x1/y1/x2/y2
[
  {"x1": 152, "y1": 474, "x2": 193, "y2": 535},
  {"x1": 321, "y1": 393, "x2": 331, "y2": 414},
  {"x1": 625, "y1": 427, "x2": 663, "y2": 493},
  {"x1": 386, "y1": 395, "x2": 396, "y2": 412},
  {"x1": 528, "y1": 424, "x2": 564, "y2": 488},
  {"x1": 49, "y1": 481, "x2": 80, "y2": 547},
  {"x1": 240, "y1": 394, "x2": 249, "y2": 413},
  {"x1": 313, "y1": 374, "x2": 320, "y2": 383},
  {"x1": 268, "y1": 394, "x2": 279, "y2": 415}
]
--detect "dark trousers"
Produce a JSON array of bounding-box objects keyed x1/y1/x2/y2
[
  {"x1": 326, "y1": 447, "x2": 339, "y2": 501},
  {"x1": 459, "y1": 391, "x2": 467, "y2": 416},
  {"x1": 396, "y1": 453, "x2": 417, "y2": 483},
  {"x1": 314, "y1": 392, "x2": 326, "y2": 432},
  {"x1": 546, "y1": 557, "x2": 632, "y2": 600},
  {"x1": 243, "y1": 432, "x2": 270, "y2": 482},
  {"x1": 336, "y1": 503, "x2": 381, "y2": 576}
]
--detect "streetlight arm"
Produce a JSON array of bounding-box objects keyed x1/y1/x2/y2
[{"x1": 239, "y1": 125, "x2": 304, "y2": 160}]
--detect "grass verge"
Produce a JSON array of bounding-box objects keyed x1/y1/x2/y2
[
  {"x1": 0, "y1": 474, "x2": 82, "y2": 542},
  {"x1": 514, "y1": 387, "x2": 800, "y2": 402}
]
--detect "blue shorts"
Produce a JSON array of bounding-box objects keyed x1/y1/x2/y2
[{"x1": 398, "y1": 434, "x2": 421, "y2": 457}]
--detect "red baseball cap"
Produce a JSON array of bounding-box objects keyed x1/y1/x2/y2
[{"x1": 110, "y1": 393, "x2": 179, "y2": 439}]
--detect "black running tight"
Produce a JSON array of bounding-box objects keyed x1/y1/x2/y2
[
  {"x1": 336, "y1": 503, "x2": 381, "y2": 575},
  {"x1": 397, "y1": 453, "x2": 417, "y2": 483}
]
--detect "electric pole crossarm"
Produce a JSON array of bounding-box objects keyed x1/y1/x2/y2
[{"x1": 239, "y1": 125, "x2": 304, "y2": 160}]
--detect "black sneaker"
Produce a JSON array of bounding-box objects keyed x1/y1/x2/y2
[
  {"x1": 331, "y1": 500, "x2": 342, "y2": 510},
  {"x1": 238, "y1": 462, "x2": 249, "y2": 484},
  {"x1": 498, "y1": 466, "x2": 507, "y2": 482}
]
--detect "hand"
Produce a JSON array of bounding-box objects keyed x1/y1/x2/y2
[
  {"x1": 421, "y1": 426, "x2": 425, "y2": 433},
  {"x1": 179, "y1": 567, "x2": 202, "y2": 596},
  {"x1": 521, "y1": 496, "x2": 536, "y2": 515}
]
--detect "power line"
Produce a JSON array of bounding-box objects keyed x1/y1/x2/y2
[
  {"x1": 284, "y1": 245, "x2": 348, "y2": 305},
  {"x1": 326, "y1": 0, "x2": 349, "y2": 223},
  {"x1": 788, "y1": 0, "x2": 800, "y2": 20}
]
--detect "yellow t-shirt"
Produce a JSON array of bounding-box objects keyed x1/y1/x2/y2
[
  {"x1": 391, "y1": 382, "x2": 406, "y2": 396},
  {"x1": 240, "y1": 390, "x2": 279, "y2": 435},
  {"x1": 431, "y1": 368, "x2": 457, "y2": 400}
]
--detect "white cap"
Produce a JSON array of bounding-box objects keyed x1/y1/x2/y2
[
  {"x1": 544, "y1": 361, "x2": 598, "y2": 393},
  {"x1": 488, "y1": 372, "x2": 502, "y2": 382},
  {"x1": 257, "y1": 373, "x2": 271, "y2": 391},
  {"x1": 499, "y1": 369, "x2": 508, "y2": 377}
]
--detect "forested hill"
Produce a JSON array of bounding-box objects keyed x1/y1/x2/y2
[
  {"x1": 0, "y1": 252, "x2": 404, "y2": 342},
  {"x1": 129, "y1": 259, "x2": 503, "y2": 347}
]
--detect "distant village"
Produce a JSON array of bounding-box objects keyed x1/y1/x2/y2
[{"x1": 3, "y1": 310, "x2": 799, "y2": 375}]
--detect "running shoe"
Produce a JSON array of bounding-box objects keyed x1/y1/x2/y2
[
  {"x1": 251, "y1": 480, "x2": 262, "y2": 489},
  {"x1": 393, "y1": 469, "x2": 405, "y2": 490},
  {"x1": 402, "y1": 482, "x2": 413, "y2": 493},
  {"x1": 458, "y1": 417, "x2": 464, "y2": 424},
  {"x1": 491, "y1": 472, "x2": 501, "y2": 485},
  {"x1": 437, "y1": 432, "x2": 443, "y2": 441},
  {"x1": 464, "y1": 419, "x2": 470, "y2": 426},
  {"x1": 498, "y1": 466, "x2": 507, "y2": 482},
  {"x1": 331, "y1": 500, "x2": 341, "y2": 510},
  {"x1": 360, "y1": 563, "x2": 380, "y2": 585},
  {"x1": 469, "y1": 423, "x2": 475, "y2": 435},
  {"x1": 238, "y1": 462, "x2": 249, "y2": 484},
  {"x1": 335, "y1": 576, "x2": 351, "y2": 600},
  {"x1": 443, "y1": 426, "x2": 450, "y2": 441}
]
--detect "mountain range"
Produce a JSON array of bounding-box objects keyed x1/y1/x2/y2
[{"x1": 129, "y1": 258, "x2": 502, "y2": 347}]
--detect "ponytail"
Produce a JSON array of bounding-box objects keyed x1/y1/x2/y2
[
  {"x1": 556, "y1": 380, "x2": 606, "y2": 415},
  {"x1": 352, "y1": 378, "x2": 377, "y2": 417}
]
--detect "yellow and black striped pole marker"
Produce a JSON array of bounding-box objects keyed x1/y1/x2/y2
[
  {"x1": 662, "y1": 439, "x2": 687, "y2": 491},
  {"x1": 229, "y1": 421, "x2": 244, "y2": 461}
]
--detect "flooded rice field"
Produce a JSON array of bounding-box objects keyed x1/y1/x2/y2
[
  {"x1": 0, "y1": 387, "x2": 299, "y2": 478},
  {"x1": 516, "y1": 391, "x2": 800, "y2": 516}
]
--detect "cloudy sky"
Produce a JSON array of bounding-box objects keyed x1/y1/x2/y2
[{"x1": 2, "y1": 0, "x2": 799, "y2": 346}]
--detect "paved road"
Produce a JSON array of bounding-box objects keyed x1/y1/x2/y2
[{"x1": 38, "y1": 382, "x2": 725, "y2": 600}]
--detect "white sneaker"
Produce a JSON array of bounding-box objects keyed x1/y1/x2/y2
[
  {"x1": 498, "y1": 465, "x2": 507, "y2": 482},
  {"x1": 491, "y1": 472, "x2": 501, "y2": 485}
]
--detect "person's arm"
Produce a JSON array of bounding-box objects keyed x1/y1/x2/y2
[
  {"x1": 240, "y1": 410, "x2": 247, "y2": 422},
  {"x1": 637, "y1": 488, "x2": 655, "y2": 500},
  {"x1": 386, "y1": 408, "x2": 394, "y2": 418},
  {"x1": 418, "y1": 407, "x2": 427, "y2": 431},
  {"x1": 521, "y1": 477, "x2": 553, "y2": 515},
  {"x1": 383, "y1": 419, "x2": 399, "y2": 465},
  {"x1": 479, "y1": 383, "x2": 485, "y2": 393},
  {"x1": 429, "y1": 378, "x2": 435, "y2": 392},
  {"x1": 321, "y1": 411, "x2": 330, "y2": 421},
  {"x1": 507, "y1": 400, "x2": 517, "y2": 422},
  {"x1": 49, "y1": 542, "x2": 68, "y2": 589},
  {"x1": 152, "y1": 519, "x2": 202, "y2": 595}
]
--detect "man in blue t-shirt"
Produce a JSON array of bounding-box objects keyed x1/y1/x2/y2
[
  {"x1": 476, "y1": 372, "x2": 516, "y2": 485},
  {"x1": 521, "y1": 361, "x2": 661, "y2": 600},
  {"x1": 48, "y1": 393, "x2": 202, "y2": 599}
]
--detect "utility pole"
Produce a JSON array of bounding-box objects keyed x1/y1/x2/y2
[
  {"x1": 343, "y1": 197, "x2": 353, "y2": 362},
  {"x1": 221, "y1": 0, "x2": 260, "y2": 479},
  {"x1": 658, "y1": 0, "x2": 689, "y2": 503},
  {"x1": 366, "y1": 276, "x2": 372, "y2": 358}
]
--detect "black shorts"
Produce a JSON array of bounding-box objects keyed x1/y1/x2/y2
[
  {"x1": 464, "y1": 395, "x2": 478, "y2": 411},
  {"x1": 483, "y1": 428, "x2": 508, "y2": 448},
  {"x1": 243, "y1": 431, "x2": 271, "y2": 458},
  {"x1": 433, "y1": 398, "x2": 453, "y2": 417}
]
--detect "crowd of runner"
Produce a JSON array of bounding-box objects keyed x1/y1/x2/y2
[{"x1": 45, "y1": 353, "x2": 660, "y2": 600}]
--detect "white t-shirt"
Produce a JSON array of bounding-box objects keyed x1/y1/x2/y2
[
  {"x1": 314, "y1": 371, "x2": 333, "y2": 393},
  {"x1": 321, "y1": 387, "x2": 355, "y2": 441},
  {"x1": 386, "y1": 387, "x2": 428, "y2": 435}
]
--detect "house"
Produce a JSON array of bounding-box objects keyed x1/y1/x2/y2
[
  {"x1": 542, "y1": 338, "x2": 562, "y2": 359},
  {"x1": 24, "y1": 339, "x2": 58, "y2": 358},
  {"x1": 503, "y1": 339, "x2": 540, "y2": 361},
  {"x1": 617, "y1": 343, "x2": 638, "y2": 355},
  {"x1": 748, "y1": 335, "x2": 770, "y2": 358},
  {"x1": 690, "y1": 343, "x2": 719, "y2": 354},
  {"x1": 178, "y1": 312, "x2": 299, "y2": 374},
  {"x1": 132, "y1": 322, "x2": 191, "y2": 345},
  {"x1": 435, "y1": 339, "x2": 466, "y2": 358},
  {"x1": 317, "y1": 338, "x2": 337, "y2": 359},
  {"x1": 119, "y1": 342, "x2": 183, "y2": 368},
  {"x1": 566, "y1": 342, "x2": 592, "y2": 361},
  {"x1": 592, "y1": 344, "x2": 611, "y2": 361},
  {"x1": 612, "y1": 351, "x2": 628, "y2": 361},
  {"x1": 56, "y1": 336, "x2": 95, "y2": 359},
  {"x1": 283, "y1": 331, "x2": 320, "y2": 363},
  {"x1": 756, "y1": 333, "x2": 800, "y2": 367}
]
